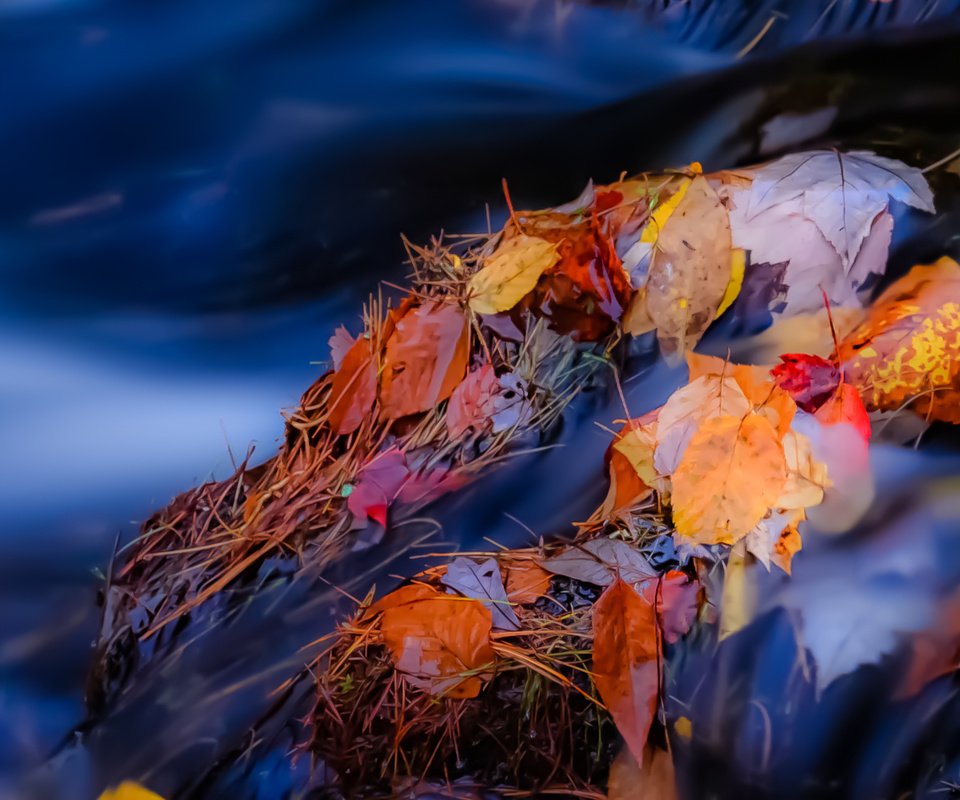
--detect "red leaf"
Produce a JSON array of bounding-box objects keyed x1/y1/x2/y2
[
  {"x1": 592, "y1": 578, "x2": 660, "y2": 765},
  {"x1": 381, "y1": 302, "x2": 470, "y2": 421},
  {"x1": 347, "y1": 448, "x2": 409, "y2": 528},
  {"x1": 770, "y1": 353, "x2": 841, "y2": 412},
  {"x1": 445, "y1": 364, "x2": 500, "y2": 438},
  {"x1": 594, "y1": 189, "x2": 624, "y2": 213},
  {"x1": 814, "y1": 383, "x2": 871, "y2": 442},
  {"x1": 327, "y1": 336, "x2": 378, "y2": 435}
]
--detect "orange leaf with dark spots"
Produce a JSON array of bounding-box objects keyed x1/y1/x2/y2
[
  {"x1": 592, "y1": 578, "x2": 660, "y2": 765},
  {"x1": 380, "y1": 302, "x2": 470, "y2": 420}
]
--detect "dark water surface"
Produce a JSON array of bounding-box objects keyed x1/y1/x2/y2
[{"x1": 3, "y1": 1, "x2": 960, "y2": 797}]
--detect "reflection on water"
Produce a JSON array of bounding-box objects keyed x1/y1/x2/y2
[{"x1": 3, "y1": 0, "x2": 960, "y2": 797}]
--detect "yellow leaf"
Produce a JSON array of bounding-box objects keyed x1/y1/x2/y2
[
  {"x1": 467, "y1": 234, "x2": 559, "y2": 315},
  {"x1": 672, "y1": 414, "x2": 787, "y2": 545},
  {"x1": 715, "y1": 247, "x2": 746, "y2": 318},
  {"x1": 639, "y1": 177, "x2": 691, "y2": 245},
  {"x1": 674, "y1": 716, "x2": 693, "y2": 740},
  {"x1": 613, "y1": 423, "x2": 660, "y2": 488},
  {"x1": 645, "y1": 176, "x2": 734, "y2": 362},
  {"x1": 653, "y1": 375, "x2": 751, "y2": 475},
  {"x1": 719, "y1": 540, "x2": 756, "y2": 640},
  {"x1": 98, "y1": 782, "x2": 165, "y2": 800},
  {"x1": 622, "y1": 287, "x2": 657, "y2": 336},
  {"x1": 777, "y1": 429, "x2": 830, "y2": 509}
]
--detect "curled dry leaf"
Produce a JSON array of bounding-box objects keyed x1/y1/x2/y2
[
  {"x1": 377, "y1": 583, "x2": 496, "y2": 698},
  {"x1": 645, "y1": 175, "x2": 733, "y2": 362},
  {"x1": 445, "y1": 364, "x2": 500, "y2": 438},
  {"x1": 592, "y1": 578, "x2": 660, "y2": 765},
  {"x1": 835, "y1": 256, "x2": 960, "y2": 423},
  {"x1": 672, "y1": 413, "x2": 787, "y2": 545},
  {"x1": 441, "y1": 557, "x2": 520, "y2": 631},
  {"x1": 381, "y1": 302, "x2": 470, "y2": 420},
  {"x1": 544, "y1": 537, "x2": 658, "y2": 586},
  {"x1": 467, "y1": 234, "x2": 559, "y2": 315}
]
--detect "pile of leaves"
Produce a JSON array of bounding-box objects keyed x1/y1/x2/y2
[
  {"x1": 89, "y1": 150, "x2": 934, "y2": 718},
  {"x1": 303, "y1": 253, "x2": 960, "y2": 797}
]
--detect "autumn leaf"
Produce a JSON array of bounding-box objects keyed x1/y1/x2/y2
[
  {"x1": 740, "y1": 150, "x2": 933, "y2": 268},
  {"x1": 98, "y1": 783, "x2": 165, "y2": 800},
  {"x1": 346, "y1": 447, "x2": 409, "y2": 529},
  {"x1": 592, "y1": 578, "x2": 660, "y2": 765},
  {"x1": 835, "y1": 256, "x2": 960, "y2": 423},
  {"x1": 328, "y1": 334, "x2": 378, "y2": 435},
  {"x1": 377, "y1": 583, "x2": 496, "y2": 698},
  {"x1": 441, "y1": 556, "x2": 520, "y2": 630},
  {"x1": 607, "y1": 745, "x2": 678, "y2": 800},
  {"x1": 645, "y1": 175, "x2": 733, "y2": 362},
  {"x1": 771, "y1": 353, "x2": 841, "y2": 412},
  {"x1": 653, "y1": 374, "x2": 751, "y2": 475},
  {"x1": 544, "y1": 537, "x2": 657, "y2": 586},
  {"x1": 504, "y1": 559, "x2": 552, "y2": 605},
  {"x1": 744, "y1": 509, "x2": 804, "y2": 573},
  {"x1": 468, "y1": 234, "x2": 559, "y2": 315},
  {"x1": 813, "y1": 382, "x2": 871, "y2": 442},
  {"x1": 380, "y1": 302, "x2": 470, "y2": 420},
  {"x1": 777, "y1": 429, "x2": 830, "y2": 510},
  {"x1": 719, "y1": 540, "x2": 756, "y2": 640},
  {"x1": 672, "y1": 414, "x2": 787, "y2": 545},
  {"x1": 445, "y1": 364, "x2": 500, "y2": 438}
]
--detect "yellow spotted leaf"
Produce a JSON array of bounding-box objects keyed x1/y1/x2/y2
[
  {"x1": 672, "y1": 414, "x2": 787, "y2": 545},
  {"x1": 468, "y1": 234, "x2": 559, "y2": 315},
  {"x1": 836, "y1": 256, "x2": 960, "y2": 423},
  {"x1": 645, "y1": 176, "x2": 734, "y2": 362}
]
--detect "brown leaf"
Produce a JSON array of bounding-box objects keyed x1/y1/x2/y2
[
  {"x1": 328, "y1": 335, "x2": 378, "y2": 435},
  {"x1": 544, "y1": 537, "x2": 657, "y2": 586},
  {"x1": 607, "y1": 745, "x2": 678, "y2": 800},
  {"x1": 377, "y1": 583, "x2": 495, "y2": 698},
  {"x1": 645, "y1": 176, "x2": 733, "y2": 362},
  {"x1": 381, "y1": 302, "x2": 470, "y2": 420},
  {"x1": 592, "y1": 578, "x2": 660, "y2": 765}
]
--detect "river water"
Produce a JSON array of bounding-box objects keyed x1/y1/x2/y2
[{"x1": 3, "y1": 1, "x2": 960, "y2": 798}]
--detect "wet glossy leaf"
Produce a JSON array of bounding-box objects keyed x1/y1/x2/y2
[
  {"x1": 381, "y1": 302, "x2": 470, "y2": 420},
  {"x1": 672, "y1": 414, "x2": 787, "y2": 545},
  {"x1": 468, "y1": 234, "x2": 559, "y2": 315},
  {"x1": 377, "y1": 583, "x2": 495, "y2": 698},
  {"x1": 441, "y1": 556, "x2": 519, "y2": 630},
  {"x1": 592, "y1": 578, "x2": 660, "y2": 764}
]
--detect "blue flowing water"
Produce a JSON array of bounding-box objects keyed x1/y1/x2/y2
[{"x1": 3, "y1": 1, "x2": 960, "y2": 797}]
